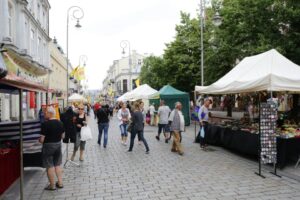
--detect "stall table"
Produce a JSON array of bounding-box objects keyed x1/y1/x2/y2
[{"x1": 200, "y1": 125, "x2": 300, "y2": 169}]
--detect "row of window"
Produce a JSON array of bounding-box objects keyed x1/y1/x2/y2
[{"x1": 7, "y1": 1, "x2": 49, "y2": 66}]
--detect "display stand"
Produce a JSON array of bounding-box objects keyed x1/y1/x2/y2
[
  {"x1": 256, "y1": 102, "x2": 281, "y2": 178},
  {"x1": 255, "y1": 101, "x2": 265, "y2": 178}
]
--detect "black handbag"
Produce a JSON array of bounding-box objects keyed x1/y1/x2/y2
[{"x1": 127, "y1": 121, "x2": 133, "y2": 133}]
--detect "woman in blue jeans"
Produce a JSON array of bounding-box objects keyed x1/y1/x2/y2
[{"x1": 117, "y1": 102, "x2": 131, "y2": 145}]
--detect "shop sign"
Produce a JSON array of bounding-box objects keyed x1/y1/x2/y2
[{"x1": 3, "y1": 52, "x2": 48, "y2": 86}]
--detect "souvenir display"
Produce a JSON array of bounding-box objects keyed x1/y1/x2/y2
[{"x1": 260, "y1": 103, "x2": 277, "y2": 164}]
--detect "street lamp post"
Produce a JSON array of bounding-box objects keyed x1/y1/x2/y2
[
  {"x1": 66, "y1": 6, "x2": 84, "y2": 105},
  {"x1": 199, "y1": 0, "x2": 222, "y2": 86},
  {"x1": 120, "y1": 40, "x2": 132, "y2": 92}
]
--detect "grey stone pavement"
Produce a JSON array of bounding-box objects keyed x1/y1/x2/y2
[{"x1": 2, "y1": 112, "x2": 300, "y2": 200}]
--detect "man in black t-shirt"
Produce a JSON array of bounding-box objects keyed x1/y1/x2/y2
[
  {"x1": 39, "y1": 107, "x2": 65, "y2": 190},
  {"x1": 96, "y1": 104, "x2": 110, "y2": 148}
]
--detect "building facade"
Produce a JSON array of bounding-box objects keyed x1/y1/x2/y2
[
  {"x1": 49, "y1": 38, "x2": 67, "y2": 109},
  {"x1": 101, "y1": 50, "x2": 146, "y2": 102},
  {"x1": 0, "y1": 0, "x2": 51, "y2": 121}
]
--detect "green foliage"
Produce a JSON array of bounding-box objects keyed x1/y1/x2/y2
[{"x1": 140, "y1": 0, "x2": 300, "y2": 91}]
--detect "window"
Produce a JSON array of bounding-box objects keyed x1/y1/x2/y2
[
  {"x1": 37, "y1": 4, "x2": 40, "y2": 22},
  {"x1": 122, "y1": 79, "x2": 128, "y2": 93},
  {"x1": 8, "y1": 2, "x2": 14, "y2": 39},
  {"x1": 30, "y1": 29, "x2": 35, "y2": 56},
  {"x1": 138, "y1": 59, "x2": 142, "y2": 65},
  {"x1": 37, "y1": 36, "x2": 42, "y2": 62},
  {"x1": 24, "y1": 20, "x2": 28, "y2": 49}
]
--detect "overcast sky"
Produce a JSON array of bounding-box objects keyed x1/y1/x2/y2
[{"x1": 49, "y1": 0, "x2": 199, "y2": 90}]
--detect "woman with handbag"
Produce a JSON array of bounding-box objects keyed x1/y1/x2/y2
[
  {"x1": 117, "y1": 102, "x2": 131, "y2": 145},
  {"x1": 128, "y1": 103, "x2": 149, "y2": 153},
  {"x1": 71, "y1": 104, "x2": 87, "y2": 161},
  {"x1": 198, "y1": 98, "x2": 212, "y2": 150}
]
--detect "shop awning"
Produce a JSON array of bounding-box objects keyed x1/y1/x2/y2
[{"x1": 0, "y1": 52, "x2": 48, "y2": 92}]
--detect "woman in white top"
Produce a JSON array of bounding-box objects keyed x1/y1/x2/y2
[{"x1": 117, "y1": 102, "x2": 131, "y2": 145}]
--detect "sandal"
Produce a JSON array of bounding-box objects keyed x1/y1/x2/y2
[
  {"x1": 44, "y1": 185, "x2": 56, "y2": 191},
  {"x1": 56, "y1": 182, "x2": 64, "y2": 189}
]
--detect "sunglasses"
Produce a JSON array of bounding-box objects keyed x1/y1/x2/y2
[{"x1": 78, "y1": 108, "x2": 84, "y2": 110}]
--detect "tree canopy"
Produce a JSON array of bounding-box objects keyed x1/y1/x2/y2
[{"x1": 140, "y1": 0, "x2": 300, "y2": 92}]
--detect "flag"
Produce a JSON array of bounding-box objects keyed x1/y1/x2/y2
[
  {"x1": 135, "y1": 79, "x2": 140, "y2": 87},
  {"x1": 70, "y1": 65, "x2": 79, "y2": 78},
  {"x1": 75, "y1": 67, "x2": 85, "y2": 80}
]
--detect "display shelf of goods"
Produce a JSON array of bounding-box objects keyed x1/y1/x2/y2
[{"x1": 279, "y1": 124, "x2": 300, "y2": 138}]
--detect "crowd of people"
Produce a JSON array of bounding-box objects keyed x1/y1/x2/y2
[{"x1": 38, "y1": 98, "x2": 212, "y2": 191}]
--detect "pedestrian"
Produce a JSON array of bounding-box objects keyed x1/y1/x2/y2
[
  {"x1": 137, "y1": 101, "x2": 146, "y2": 145},
  {"x1": 117, "y1": 102, "x2": 131, "y2": 145},
  {"x1": 128, "y1": 103, "x2": 150, "y2": 153},
  {"x1": 169, "y1": 102, "x2": 185, "y2": 156},
  {"x1": 61, "y1": 107, "x2": 77, "y2": 144},
  {"x1": 155, "y1": 100, "x2": 171, "y2": 143},
  {"x1": 198, "y1": 98, "x2": 212, "y2": 150},
  {"x1": 39, "y1": 107, "x2": 65, "y2": 190},
  {"x1": 149, "y1": 103, "x2": 156, "y2": 126},
  {"x1": 96, "y1": 104, "x2": 110, "y2": 148},
  {"x1": 71, "y1": 104, "x2": 87, "y2": 161}
]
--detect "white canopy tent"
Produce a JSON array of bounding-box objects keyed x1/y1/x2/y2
[
  {"x1": 195, "y1": 49, "x2": 300, "y2": 94},
  {"x1": 117, "y1": 84, "x2": 158, "y2": 101},
  {"x1": 69, "y1": 93, "x2": 87, "y2": 102}
]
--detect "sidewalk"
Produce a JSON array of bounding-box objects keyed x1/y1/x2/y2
[{"x1": 1, "y1": 112, "x2": 300, "y2": 200}]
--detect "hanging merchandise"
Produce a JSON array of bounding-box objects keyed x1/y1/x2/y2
[{"x1": 29, "y1": 92, "x2": 36, "y2": 109}]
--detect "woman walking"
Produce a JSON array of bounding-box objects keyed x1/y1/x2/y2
[
  {"x1": 71, "y1": 104, "x2": 87, "y2": 161},
  {"x1": 39, "y1": 107, "x2": 65, "y2": 190},
  {"x1": 128, "y1": 103, "x2": 150, "y2": 153},
  {"x1": 117, "y1": 102, "x2": 131, "y2": 145}
]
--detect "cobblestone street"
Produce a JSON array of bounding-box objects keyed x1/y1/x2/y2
[{"x1": 4, "y1": 113, "x2": 300, "y2": 200}]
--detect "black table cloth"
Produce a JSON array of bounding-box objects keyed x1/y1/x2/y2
[{"x1": 198, "y1": 124, "x2": 300, "y2": 169}]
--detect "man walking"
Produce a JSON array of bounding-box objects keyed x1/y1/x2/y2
[
  {"x1": 198, "y1": 98, "x2": 212, "y2": 150},
  {"x1": 96, "y1": 104, "x2": 110, "y2": 148},
  {"x1": 156, "y1": 100, "x2": 171, "y2": 143},
  {"x1": 169, "y1": 102, "x2": 185, "y2": 156}
]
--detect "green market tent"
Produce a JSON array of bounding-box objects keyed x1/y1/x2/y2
[{"x1": 150, "y1": 85, "x2": 190, "y2": 126}]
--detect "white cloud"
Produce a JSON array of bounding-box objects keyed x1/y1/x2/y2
[{"x1": 49, "y1": 0, "x2": 198, "y2": 89}]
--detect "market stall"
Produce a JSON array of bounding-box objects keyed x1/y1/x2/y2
[
  {"x1": 0, "y1": 50, "x2": 48, "y2": 198},
  {"x1": 195, "y1": 49, "x2": 300, "y2": 171},
  {"x1": 150, "y1": 85, "x2": 190, "y2": 125}
]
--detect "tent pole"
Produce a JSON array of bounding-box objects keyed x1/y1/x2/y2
[{"x1": 19, "y1": 89, "x2": 24, "y2": 199}]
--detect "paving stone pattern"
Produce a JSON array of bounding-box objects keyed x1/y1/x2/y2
[{"x1": 12, "y1": 113, "x2": 300, "y2": 199}]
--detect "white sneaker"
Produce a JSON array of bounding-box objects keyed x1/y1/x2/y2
[{"x1": 123, "y1": 141, "x2": 127, "y2": 146}]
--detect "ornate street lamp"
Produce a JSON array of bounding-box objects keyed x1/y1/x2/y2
[
  {"x1": 120, "y1": 40, "x2": 132, "y2": 91},
  {"x1": 66, "y1": 6, "x2": 84, "y2": 105}
]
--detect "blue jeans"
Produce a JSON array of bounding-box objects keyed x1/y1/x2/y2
[
  {"x1": 98, "y1": 123, "x2": 109, "y2": 146},
  {"x1": 120, "y1": 124, "x2": 128, "y2": 137}
]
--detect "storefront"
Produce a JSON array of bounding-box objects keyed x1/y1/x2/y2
[{"x1": 0, "y1": 49, "x2": 49, "y2": 197}]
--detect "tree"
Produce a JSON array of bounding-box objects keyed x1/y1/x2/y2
[
  {"x1": 140, "y1": 0, "x2": 300, "y2": 92},
  {"x1": 139, "y1": 56, "x2": 165, "y2": 90}
]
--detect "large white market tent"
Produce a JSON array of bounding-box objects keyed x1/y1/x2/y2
[
  {"x1": 195, "y1": 49, "x2": 300, "y2": 94},
  {"x1": 69, "y1": 93, "x2": 87, "y2": 102},
  {"x1": 117, "y1": 84, "x2": 158, "y2": 101}
]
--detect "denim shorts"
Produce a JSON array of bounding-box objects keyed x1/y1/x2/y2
[{"x1": 42, "y1": 142, "x2": 62, "y2": 168}]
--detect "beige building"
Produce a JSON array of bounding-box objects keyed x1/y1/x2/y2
[
  {"x1": 49, "y1": 38, "x2": 67, "y2": 109},
  {"x1": 101, "y1": 50, "x2": 147, "y2": 101}
]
